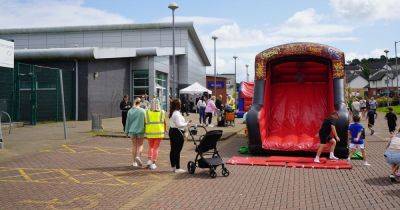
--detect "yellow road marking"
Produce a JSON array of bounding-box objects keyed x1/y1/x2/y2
[
  {"x1": 58, "y1": 169, "x2": 81, "y2": 184},
  {"x1": 102, "y1": 172, "x2": 129, "y2": 185},
  {"x1": 94, "y1": 147, "x2": 111, "y2": 154},
  {"x1": 18, "y1": 169, "x2": 33, "y2": 182},
  {"x1": 62, "y1": 144, "x2": 77, "y2": 153}
]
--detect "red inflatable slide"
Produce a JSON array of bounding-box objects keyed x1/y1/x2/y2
[
  {"x1": 246, "y1": 42, "x2": 349, "y2": 158},
  {"x1": 239, "y1": 81, "x2": 254, "y2": 112}
]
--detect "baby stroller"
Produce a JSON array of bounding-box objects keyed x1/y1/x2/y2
[{"x1": 187, "y1": 125, "x2": 230, "y2": 178}]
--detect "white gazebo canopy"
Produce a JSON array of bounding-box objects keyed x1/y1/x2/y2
[{"x1": 179, "y1": 82, "x2": 212, "y2": 95}]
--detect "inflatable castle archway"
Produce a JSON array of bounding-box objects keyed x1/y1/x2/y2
[{"x1": 246, "y1": 42, "x2": 349, "y2": 158}]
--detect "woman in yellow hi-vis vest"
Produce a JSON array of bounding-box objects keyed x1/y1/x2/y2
[{"x1": 145, "y1": 98, "x2": 166, "y2": 170}]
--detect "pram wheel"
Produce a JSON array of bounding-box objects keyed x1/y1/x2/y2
[
  {"x1": 221, "y1": 167, "x2": 230, "y2": 177},
  {"x1": 187, "y1": 161, "x2": 196, "y2": 174},
  {"x1": 210, "y1": 169, "x2": 217, "y2": 178}
]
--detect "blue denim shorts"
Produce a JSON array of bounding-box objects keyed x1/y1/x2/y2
[{"x1": 384, "y1": 150, "x2": 400, "y2": 165}]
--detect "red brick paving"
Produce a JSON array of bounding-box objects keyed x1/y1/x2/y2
[{"x1": 0, "y1": 115, "x2": 400, "y2": 209}]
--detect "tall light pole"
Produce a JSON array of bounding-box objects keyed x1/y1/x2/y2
[
  {"x1": 233, "y1": 56, "x2": 238, "y2": 102},
  {"x1": 245, "y1": 64, "x2": 249, "y2": 82},
  {"x1": 384, "y1": 49, "x2": 390, "y2": 105},
  {"x1": 396, "y1": 41, "x2": 399, "y2": 97},
  {"x1": 212, "y1": 36, "x2": 218, "y2": 95},
  {"x1": 168, "y1": 2, "x2": 178, "y2": 97}
]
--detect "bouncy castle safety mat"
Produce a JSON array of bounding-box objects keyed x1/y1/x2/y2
[{"x1": 226, "y1": 156, "x2": 352, "y2": 169}]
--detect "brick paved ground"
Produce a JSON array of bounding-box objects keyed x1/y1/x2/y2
[{"x1": 1, "y1": 114, "x2": 400, "y2": 209}]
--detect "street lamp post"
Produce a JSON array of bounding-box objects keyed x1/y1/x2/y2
[
  {"x1": 168, "y1": 2, "x2": 178, "y2": 97},
  {"x1": 233, "y1": 56, "x2": 238, "y2": 103},
  {"x1": 385, "y1": 49, "x2": 390, "y2": 106},
  {"x1": 245, "y1": 64, "x2": 249, "y2": 82},
  {"x1": 396, "y1": 41, "x2": 399, "y2": 97},
  {"x1": 212, "y1": 36, "x2": 218, "y2": 95}
]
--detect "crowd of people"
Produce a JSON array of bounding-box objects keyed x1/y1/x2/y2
[
  {"x1": 314, "y1": 96, "x2": 400, "y2": 182},
  {"x1": 119, "y1": 93, "x2": 236, "y2": 172},
  {"x1": 121, "y1": 94, "x2": 190, "y2": 172}
]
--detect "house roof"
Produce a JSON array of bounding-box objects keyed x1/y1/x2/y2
[
  {"x1": 345, "y1": 65, "x2": 362, "y2": 71},
  {"x1": 0, "y1": 22, "x2": 211, "y2": 66}
]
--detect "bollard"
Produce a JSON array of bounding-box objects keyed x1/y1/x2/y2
[{"x1": 91, "y1": 114, "x2": 103, "y2": 132}]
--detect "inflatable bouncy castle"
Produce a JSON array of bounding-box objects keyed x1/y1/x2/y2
[
  {"x1": 237, "y1": 82, "x2": 254, "y2": 118},
  {"x1": 246, "y1": 43, "x2": 349, "y2": 158}
]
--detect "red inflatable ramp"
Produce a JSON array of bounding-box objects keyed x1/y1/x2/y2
[
  {"x1": 226, "y1": 156, "x2": 286, "y2": 167},
  {"x1": 287, "y1": 160, "x2": 352, "y2": 169},
  {"x1": 226, "y1": 156, "x2": 352, "y2": 169}
]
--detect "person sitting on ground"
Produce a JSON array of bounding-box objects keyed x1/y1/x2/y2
[
  {"x1": 125, "y1": 98, "x2": 146, "y2": 167},
  {"x1": 385, "y1": 107, "x2": 397, "y2": 134},
  {"x1": 145, "y1": 98, "x2": 166, "y2": 170},
  {"x1": 314, "y1": 112, "x2": 340, "y2": 163},
  {"x1": 347, "y1": 115, "x2": 370, "y2": 166},
  {"x1": 366, "y1": 108, "x2": 377, "y2": 135},
  {"x1": 384, "y1": 129, "x2": 400, "y2": 182}
]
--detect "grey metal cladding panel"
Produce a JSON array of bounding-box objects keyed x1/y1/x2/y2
[
  {"x1": 121, "y1": 41, "x2": 140, "y2": 48},
  {"x1": 65, "y1": 32, "x2": 83, "y2": 45},
  {"x1": 154, "y1": 56, "x2": 169, "y2": 74},
  {"x1": 28, "y1": 34, "x2": 46, "y2": 48},
  {"x1": 102, "y1": 31, "x2": 122, "y2": 42},
  {"x1": 47, "y1": 33, "x2": 65, "y2": 48},
  {"x1": 122, "y1": 30, "x2": 140, "y2": 42},
  {"x1": 84, "y1": 32, "x2": 102, "y2": 47},
  {"x1": 140, "y1": 29, "x2": 160, "y2": 42},
  {"x1": 103, "y1": 42, "x2": 122, "y2": 47},
  {"x1": 141, "y1": 41, "x2": 161, "y2": 48},
  {"x1": 160, "y1": 40, "x2": 172, "y2": 47}
]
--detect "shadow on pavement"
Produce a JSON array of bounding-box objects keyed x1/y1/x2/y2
[
  {"x1": 364, "y1": 177, "x2": 394, "y2": 186},
  {"x1": 384, "y1": 189, "x2": 400, "y2": 198}
]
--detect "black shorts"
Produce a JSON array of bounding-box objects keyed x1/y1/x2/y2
[
  {"x1": 319, "y1": 134, "x2": 333, "y2": 144},
  {"x1": 368, "y1": 120, "x2": 375, "y2": 127},
  {"x1": 389, "y1": 125, "x2": 396, "y2": 132}
]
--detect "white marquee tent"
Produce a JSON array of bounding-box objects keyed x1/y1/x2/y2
[{"x1": 179, "y1": 82, "x2": 212, "y2": 95}]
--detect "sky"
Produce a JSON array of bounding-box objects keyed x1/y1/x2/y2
[{"x1": 1, "y1": 0, "x2": 400, "y2": 82}]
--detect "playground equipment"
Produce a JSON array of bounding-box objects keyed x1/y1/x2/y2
[
  {"x1": 246, "y1": 42, "x2": 349, "y2": 158},
  {"x1": 237, "y1": 81, "x2": 254, "y2": 118}
]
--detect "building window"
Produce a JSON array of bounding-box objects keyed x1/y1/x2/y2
[
  {"x1": 156, "y1": 71, "x2": 168, "y2": 110},
  {"x1": 132, "y1": 70, "x2": 149, "y2": 99}
]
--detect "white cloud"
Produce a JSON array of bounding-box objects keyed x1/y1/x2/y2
[
  {"x1": 0, "y1": 0, "x2": 133, "y2": 28},
  {"x1": 274, "y1": 8, "x2": 354, "y2": 37},
  {"x1": 346, "y1": 49, "x2": 386, "y2": 61},
  {"x1": 330, "y1": 0, "x2": 400, "y2": 21},
  {"x1": 157, "y1": 16, "x2": 231, "y2": 25}
]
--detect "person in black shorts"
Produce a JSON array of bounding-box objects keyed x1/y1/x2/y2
[
  {"x1": 366, "y1": 109, "x2": 377, "y2": 135},
  {"x1": 314, "y1": 112, "x2": 340, "y2": 163},
  {"x1": 385, "y1": 107, "x2": 397, "y2": 134}
]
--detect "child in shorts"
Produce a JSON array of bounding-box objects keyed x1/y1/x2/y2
[
  {"x1": 314, "y1": 112, "x2": 340, "y2": 163},
  {"x1": 366, "y1": 109, "x2": 377, "y2": 135},
  {"x1": 385, "y1": 107, "x2": 397, "y2": 134},
  {"x1": 348, "y1": 115, "x2": 370, "y2": 166}
]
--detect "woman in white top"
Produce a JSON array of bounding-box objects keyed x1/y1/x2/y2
[
  {"x1": 169, "y1": 99, "x2": 191, "y2": 173},
  {"x1": 385, "y1": 131, "x2": 400, "y2": 182}
]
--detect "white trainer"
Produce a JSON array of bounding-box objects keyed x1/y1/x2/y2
[
  {"x1": 363, "y1": 161, "x2": 371, "y2": 166},
  {"x1": 329, "y1": 154, "x2": 339, "y2": 160},
  {"x1": 313, "y1": 157, "x2": 320, "y2": 163},
  {"x1": 146, "y1": 160, "x2": 153, "y2": 166},
  {"x1": 135, "y1": 157, "x2": 143, "y2": 167},
  {"x1": 174, "y1": 168, "x2": 186, "y2": 173},
  {"x1": 149, "y1": 163, "x2": 157, "y2": 170},
  {"x1": 132, "y1": 162, "x2": 138, "y2": 167}
]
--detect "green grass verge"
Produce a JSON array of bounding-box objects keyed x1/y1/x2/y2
[{"x1": 377, "y1": 105, "x2": 400, "y2": 115}]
